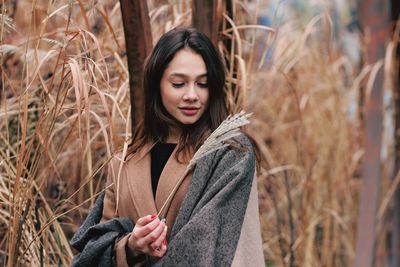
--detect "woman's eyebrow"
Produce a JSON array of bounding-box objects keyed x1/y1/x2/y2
[{"x1": 169, "y1": 73, "x2": 207, "y2": 79}]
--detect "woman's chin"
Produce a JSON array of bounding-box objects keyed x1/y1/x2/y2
[
  {"x1": 173, "y1": 115, "x2": 202, "y2": 125},
  {"x1": 179, "y1": 120, "x2": 198, "y2": 125}
]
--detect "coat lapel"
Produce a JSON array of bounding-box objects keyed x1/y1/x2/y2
[
  {"x1": 122, "y1": 143, "x2": 193, "y2": 224},
  {"x1": 155, "y1": 145, "x2": 192, "y2": 218},
  {"x1": 124, "y1": 143, "x2": 157, "y2": 220}
]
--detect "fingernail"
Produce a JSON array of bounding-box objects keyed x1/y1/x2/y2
[
  {"x1": 150, "y1": 214, "x2": 157, "y2": 220},
  {"x1": 164, "y1": 226, "x2": 168, "y2": 232},
  {"x1": 162, "y1": 239, "x2": 167, "y2": 246}
]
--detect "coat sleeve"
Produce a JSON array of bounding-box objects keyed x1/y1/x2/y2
[
  {"x1": 153, "y1": 134, "x2": 256, "y2": 266},
  {"x1": 69, "y1": 192, "x2": 134, "y2": 267},
  {"x1": 71, "y1": 155, "x2": 144, "y2": 267},
  {"x1": 101, "y1": 155, "x2": 120, "y2": 223}
]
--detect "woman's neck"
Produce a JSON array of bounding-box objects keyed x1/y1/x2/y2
[{"x1": 165, "y1": 127, "x2": 181, "y2": 143}]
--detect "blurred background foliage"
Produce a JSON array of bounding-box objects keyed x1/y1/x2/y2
[{"x1": 0, "y1": 0, "x2": 398, "y2": 266}]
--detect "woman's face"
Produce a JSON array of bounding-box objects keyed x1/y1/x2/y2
[{"x1": 160, "y1": 49, "x2": 209, "y2": 126}]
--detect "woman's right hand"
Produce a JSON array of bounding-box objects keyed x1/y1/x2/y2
[{"x1": 127, "y1": 214, "x2": 168, "y2": 257}]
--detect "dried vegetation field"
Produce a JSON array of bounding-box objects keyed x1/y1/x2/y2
[{"x1": 0, "y1": 1, "x2": 397, "y2": 266}]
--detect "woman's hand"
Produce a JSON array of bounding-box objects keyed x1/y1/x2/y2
[{"x1": 127, "y1": 214, "x2": 168, "y2": 257}]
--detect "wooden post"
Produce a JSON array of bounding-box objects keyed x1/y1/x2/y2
[
  {"x1": 192, "y1": 0, "x2": 221, "y2": 45},
  {"x1": 390, "y1": 1, "x2": 400, "y2": 266},
  {"x1": 119, "y1": 0, "x2": 153, "y2": 132},
  {"x1": 354, "y1": 1, "x2": 390, "y2": 267}
]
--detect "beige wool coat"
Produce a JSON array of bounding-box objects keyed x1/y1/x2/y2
[{"x1": 101, "y1": 140, "x2": 265, "y2": 266}]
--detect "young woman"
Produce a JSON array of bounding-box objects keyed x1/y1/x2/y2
[{"x1": 71, "y1": 27, "x2": 264, "y2": 267}]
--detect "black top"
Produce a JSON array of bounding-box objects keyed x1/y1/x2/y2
[{"x1": 150, "y1": 142, "x2": 177, "y2": 198}]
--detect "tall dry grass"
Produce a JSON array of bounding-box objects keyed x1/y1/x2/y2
[
  {"x1": 0, "y1": 0, "x2": 396, "y2": 266},
  {"x1": 248, "y1": 12, "x2": 398, "y2": 267},
  {"x1": 249, "y1": 14, "x2": 362, "y2": 266},
  {"x1": 1, "y1": 1, "x2": 129, "y2": 265}
]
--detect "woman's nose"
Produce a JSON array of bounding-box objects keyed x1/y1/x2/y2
[{"x1": 183, "y1": 84, "x2": 199, "y2": 101}]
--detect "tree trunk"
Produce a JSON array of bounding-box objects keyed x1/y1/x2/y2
[
  {"x1": 192, "y1": 0, "x2": 221, "y2": 45},
  {"x1": 354, "y1": 1, "x2": 390, "y2": 267},
  {"x1": 390, "y1": 1, "x2": 400, "y2": 266},
  {"x1": 119, "y1": 0, "x2": 153, "y2": 134}
]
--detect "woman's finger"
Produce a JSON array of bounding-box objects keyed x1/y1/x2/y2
[
  {"x1": 150, "y1": 242, "x2": 167, "y2": 258},
  {"x1": 133, "y1": 216, "x2": 160, "y2": 239},
  {"x1": 136, "y1": 214, "x2": 158, "y2": 227},
  {"x1": 150, "y1": 225, "x2": 167, "y2": 250},
  {"x1": 138, "y1": 221, "x2": 165, "y2": 248}
]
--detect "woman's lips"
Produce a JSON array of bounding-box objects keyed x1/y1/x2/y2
[{"x1": 179, "y1": 107, "x2": 200, "y2": 116}]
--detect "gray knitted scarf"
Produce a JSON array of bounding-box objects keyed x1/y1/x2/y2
[{"x1": 70, "y1": 134, "x2": 255, "y2": 267}]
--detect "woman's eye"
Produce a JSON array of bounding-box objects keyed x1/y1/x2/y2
[
  {"x1": 197, "y1": 82, "x2": 208, "y2": 88},
  {"x1": 172, "y1": 83, "x2": 185, "y2": 88}
]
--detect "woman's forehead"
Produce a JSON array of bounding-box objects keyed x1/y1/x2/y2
[
  {"x1": 163, "y1": 49, "x2": 207, "y2": 78},
  {"x1": 168, "y1": 73, "x2": 207, "y2": 79}
]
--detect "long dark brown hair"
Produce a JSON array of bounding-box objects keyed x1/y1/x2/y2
[{"x1": 127, "y1": 27, "x2": 228, "y2": 161}]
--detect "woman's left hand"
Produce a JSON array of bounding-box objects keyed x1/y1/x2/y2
[{"x1": 127, "y1": 214, "x2": 168, "y2": 257}]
